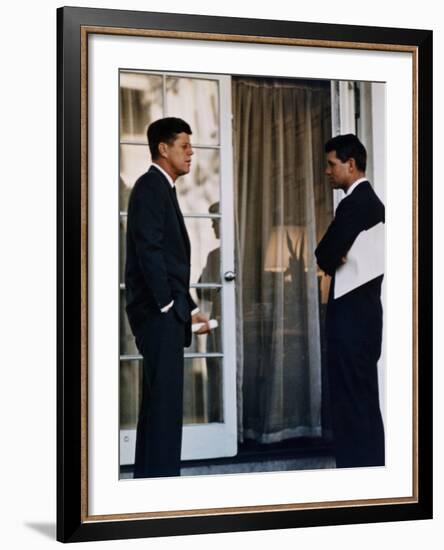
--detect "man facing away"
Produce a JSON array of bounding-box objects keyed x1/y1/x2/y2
[
  {"x1": 125, "y1": 117, "x2": 210, "y2": 478},
  {"x1": 315, "y1": 133, "x2": 385, "y2": 468}
]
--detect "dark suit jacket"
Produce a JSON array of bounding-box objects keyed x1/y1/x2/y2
[
  {"x1": 314, "y1": 181, "x2": 385, "y2": 467},
  {"x1": 315, "y1": 181, "x2": 385, "y2": 336},
  {"x1": 125, "y1": 165, "x2": 197, "y2": 347},
  {"x1": 315, "y1": 181, "x2": 384, "y2": 278}
]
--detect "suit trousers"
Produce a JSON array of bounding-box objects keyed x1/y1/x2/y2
[
  {"x1": 133, "y1": 308, "x2": 185, "y2": 478},
  {"x1": 326, "y1": 279, "x2": 385, "y2": 468},
  {"x1": 327, "y1": 340, "x2": 385, "y2": 468}
]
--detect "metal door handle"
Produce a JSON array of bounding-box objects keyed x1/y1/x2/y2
[{"x1": 224, "y1": 271, "x2": 236, "y2": 282}]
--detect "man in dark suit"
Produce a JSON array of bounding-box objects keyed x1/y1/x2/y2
[
  {"x1": 315, "y1": 134, "x2": 385, "y2": 468},
  {"x1": 125, "y1": 117, "x2": 210, "y2": 478}
]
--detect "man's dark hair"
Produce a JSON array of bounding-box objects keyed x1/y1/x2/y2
[
  {"x1": 147, "y1": 117, "x2": 192, "y2": 160},
  {"x1": 325, "y1": 133, "x2": 367, "y2": 172}
]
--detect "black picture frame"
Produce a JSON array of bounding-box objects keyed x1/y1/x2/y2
[{"x1": 57, "y1": 6, "x2": 433, "y2": 543}]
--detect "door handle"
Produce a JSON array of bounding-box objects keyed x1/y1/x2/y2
[{"x1": 224, "y1": 271, "x2": 236, "y2": 282}]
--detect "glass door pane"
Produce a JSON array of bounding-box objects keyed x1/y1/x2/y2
[
  {"x1": 183, "y1": 357, "x2": 223, "y2": 424},
  {"x1": 120, "y1": 72, "x2": 163, "y2": 141},
  {"x1": 118, "y1": 71, "x2": 236, "y2": 468},
  {"x1": 166, "y1": 77, "x2": 220, "y2": 145}
]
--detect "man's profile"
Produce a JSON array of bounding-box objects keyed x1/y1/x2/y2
[
  {"x1": 315, "y1": 133, "x2": 385, "y2": 468},
  {"x1": 125, "y1": 117, "x2": 209, "y2": 478}
]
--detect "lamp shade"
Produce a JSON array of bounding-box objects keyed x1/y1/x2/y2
[{"x1": 264, "y1": 225, "x2": 305, "y2": 272}]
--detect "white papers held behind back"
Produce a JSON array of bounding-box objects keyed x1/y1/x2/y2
[{"x1": 334, "y1": 222, "x2": 385, "y2": 299}]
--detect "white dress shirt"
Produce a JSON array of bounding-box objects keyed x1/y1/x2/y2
[{"x1": 346, "y1": 177, "x2": 368, "y2": 196}]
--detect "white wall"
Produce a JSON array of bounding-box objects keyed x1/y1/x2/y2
[
  {"x1": 372, "y1": 82, "x2": 387, "y2": 205},
  {"x1": 1, "y1": 1, "x2": 441, "y2": 549},
  {"x1": 370, "y1": 82, "x2": 387, "y2": 423}
]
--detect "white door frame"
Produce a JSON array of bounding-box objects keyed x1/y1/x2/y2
[
  {"x1": 120, "y1": 73, "x2": 237, "y2": 465},
  {"x1": 330, "y1": 80, "x2": 387, "y2": 424},
  {"x1": 182, "y1": 73, "x2": 237, "y2": 460}
]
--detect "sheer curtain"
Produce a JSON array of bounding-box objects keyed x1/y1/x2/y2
[{"x1": 233, "y1": 77, "x2": 332, "y2": 443}]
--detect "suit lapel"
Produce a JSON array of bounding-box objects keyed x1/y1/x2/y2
[
  {"x1": 169, "y1": 185, "x2": 191, "y2": 258},
  {"x1": 149, "y1": 166, "x2": 191, "y2": 259}
]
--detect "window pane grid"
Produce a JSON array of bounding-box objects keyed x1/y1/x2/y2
[
  {"x1": 119, "y1": 69, "x2": 225, "y2": 434},
  {"x1": 119, "y1": 212, "x2": 221, "y2": 219},
  {"x1": 120, "y1": 353, "x2": 224, "y2": 361},
  {"x1": 119, "y1": 145, "x2": 220, "y2": 213},
  {"x1": 119, "y1": 140, "x2": 221, "y2": 150},
  {"x1": 119, "y1": 283, "x2": 222, "y2": 290}
]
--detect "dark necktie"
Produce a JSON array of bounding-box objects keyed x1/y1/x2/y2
[
  {"x1": 171, "y1": 185, "x2": 180, "y2": 212},
  {"x1": 171, "y1": 185, "x2": 190, "y2": 254},
  {"x1": 171, "y1": 185, "x2": 184, "y2": 223},
  {"x1": 171, "y1": 185, "x2": 178, "y2": 204}
]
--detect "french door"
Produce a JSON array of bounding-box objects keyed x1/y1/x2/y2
[
  {"x1": 119, "y1": 71, "x2": 237, "y2": 466},
  {"x1": 330, "y1": 80, "x2": 386, "y2": 202}
]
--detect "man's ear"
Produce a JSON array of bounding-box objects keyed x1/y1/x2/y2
[
  {"x1": 347, "y1": 157, "x2": 357, "y2": 172},
  {"x1": 158, "y1": 142, "x2": 168, "y2": 159}
]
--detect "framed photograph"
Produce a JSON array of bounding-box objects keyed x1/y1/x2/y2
[{"x1": 57, "y1": 6, "x2": 433, "y2": 543}]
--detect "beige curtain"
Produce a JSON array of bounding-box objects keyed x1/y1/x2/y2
[{"x1": 233, "y1": 77, "x2": 332, "y2": 443}]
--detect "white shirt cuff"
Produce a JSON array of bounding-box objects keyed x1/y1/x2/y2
[
  {"x1": 191, "y1": 307, "x2": 200, "y2": 316},
  {"x1": 160, "y1": 300, "x2": 174, "y2": 313}
]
